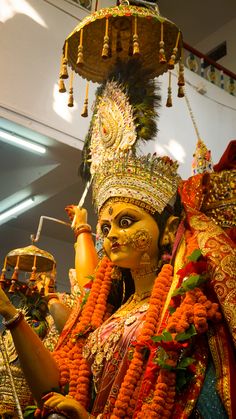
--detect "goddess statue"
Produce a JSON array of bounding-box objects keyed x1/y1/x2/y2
[{"x1": 0, "y1": 50, "x2": 235, "y2": 419}]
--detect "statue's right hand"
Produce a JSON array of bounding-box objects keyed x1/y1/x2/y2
[
  {"x1": 0, "y1": 286, "x2": 17, "y2": 319},
  {"x1": 65, "y1": 205, "x2": 88, "y2": 227}
]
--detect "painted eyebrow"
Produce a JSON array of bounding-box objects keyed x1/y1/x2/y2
[{"x1": 100, "y1": 208, "x2": 141, "y2": 224}]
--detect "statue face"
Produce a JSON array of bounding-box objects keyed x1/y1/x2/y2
[{"x1": 99, "y1": 201, "x2": 159, "y2": 269}]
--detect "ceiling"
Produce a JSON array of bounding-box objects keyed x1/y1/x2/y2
[
  {"x1": 157, "y1": 0, "x2": 236, "y2": 47},
  {"x1": 0, "y1": 0, "x2": 235, "y2": 283}
]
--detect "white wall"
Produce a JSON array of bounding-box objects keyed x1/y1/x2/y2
[
  {"x1": 0, "y1": 0, "x2": 94, "y2": 147},
  {"x1": 140, "y1": 68, "x2": 236, "y2": 179},
  {"x1": 195, "y1": 18, "x2": 236, "y2": 74},
  {"x1": 1, "y1": 0, "x2": 235, "y2": 165}
]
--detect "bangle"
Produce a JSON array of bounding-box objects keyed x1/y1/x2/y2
[
  {"x1": 74, "y1": 223, "x2": 92, "y2": 238},
  {"x1": 2, "y1": 309, "x2": 24, "y2": 330}
]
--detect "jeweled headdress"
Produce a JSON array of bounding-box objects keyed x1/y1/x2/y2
[{"x1": 81, "y1": 61, "x2": 181, "y2": 214}]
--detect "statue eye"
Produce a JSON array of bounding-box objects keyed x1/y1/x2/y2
[
  {"x1": 101, "y1": 224, "x2": 110, "y2": 237},
  {"x1": 119, "y1": 217, "x2": 134, "y2": 229}
]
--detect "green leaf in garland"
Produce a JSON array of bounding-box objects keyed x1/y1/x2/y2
[
  {"x1": 172, "y1": 287, "x2": 186, "y2": 297},
  {"x1": 172, "y1": 274, "x2": 207, "y2": 296},
  {"x1": 187, "y1": 249, "x2": 202, "y2": 261},
  {"x1": 152, "y1": 330, "x2": 173, "y2": 343},
  {"x1": 23, "y1": 405, "x2": 37, "y2": 418},
  {"x1": 177, "y1": 357, "x2": 195, "y2": 370},
  {"x1": 175, "y1": 324, "x2": 197, "y2": 342},
  {"x1": 155, "y1": 347, "x2": 172, "y2": 370},
  {"x1": 168, "y1": 305, "x2": 176, "y2": 314},
  {"x1": 182, "y1": 274, "x2": 201, "y2": 290}
]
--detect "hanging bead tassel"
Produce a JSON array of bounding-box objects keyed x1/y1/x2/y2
[
  {"x1": 61, "y1": 42, "x2": 69, "y2": 79},
  {"x1": 77, "y1": 28, "x2": 84, "y2": 67},
  {"x1": 68, "y1": 71, "x2": 74, "y2": 107},
  {"x1": 58, "y1": 78, "x2": 66, "y2": 93},
  {"x1": 159, "y1": 21, "x2": 167, "y2": 64},
  {"x1": 166, "y1": 71, "x2": 173, "y2": 107},
  {"x1": 0, "y1": 257, "x2": 7, "y2": 289},
  {"x1": 9, "y1": 256, "x2": 20, "y2": 293},
  {"x1": 168, "y1": 31, "x2": 181, "y2": 70},
  {"x1": 132, "y1": 16, "x2": 140, "y2": 56},
  {"x1": 178, "y1": 56, "x2": 185, "y2": 98},
  {"x1": 29, "y1": 255, "x2": 37, "y2": 284},
  {"x1": 102, "y1": 17, "x2": 110, "y2": 59},
  {"x1": 81, "y1": 81, "x2": 89, "y2": 117},
  {"x1": 58, "y1": 54, "x2": 67, "y2": 93}
]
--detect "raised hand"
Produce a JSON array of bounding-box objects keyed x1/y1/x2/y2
[
  {"x1": 42, "y1": 392, "x2": 91, "y2": 419},
  {"x1": 65, "y1": 205, "x2": 88, "y2": 228}
]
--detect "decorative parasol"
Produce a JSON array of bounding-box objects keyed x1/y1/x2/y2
[
  {"x1": 0, "y1": 245, "x2": 56, "y2": 292},
  {"x1": 58, "y1": 1, "x2": 184, "y2": 113}
]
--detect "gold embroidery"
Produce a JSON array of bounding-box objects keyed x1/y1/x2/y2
[
  {"x1": 189, "y1": 212, "x2": 236, "y2": 347},
  {"x1": 208, "y1": 325, "x2": 231, "y2": 417}
]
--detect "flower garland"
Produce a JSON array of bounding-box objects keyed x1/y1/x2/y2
[
  {"x1": 52, "y1": 256, "x2": 114, "y2": 407},
  {"x1": 111, "y1": 263, "x2": 174, "y2": 419},
  {"x1": 136, "y1": 239, "x2": 222, "y2": 418},
  {"x1": 42, "y1": 231, "x2": 222, "y2": 419}
]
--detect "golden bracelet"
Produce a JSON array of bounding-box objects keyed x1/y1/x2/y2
[
  {"x1": 74, "y1": 223, "x2": 92, "y2": 238},
  {"x1": 2, "y1": 309, "x2": 24, "y2": 330}
]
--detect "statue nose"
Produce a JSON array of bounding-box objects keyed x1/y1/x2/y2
[{"x1": 107, "y1": 225, "x2": 119, "y2": 242}]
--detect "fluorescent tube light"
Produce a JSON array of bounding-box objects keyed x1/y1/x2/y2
[
  {"x1": 0, "y1": 197, "x2": 35, "y2": 223},
  {"x1": 0, "y1": 130, "x2": 46, "y2": 154}
]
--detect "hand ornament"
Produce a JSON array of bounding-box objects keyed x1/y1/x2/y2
[{"x1": 42, "y1": 392, "x2": 91, "y2": 419}]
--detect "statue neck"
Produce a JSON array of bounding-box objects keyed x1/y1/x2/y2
[{"x1": 131, "y1": 259, "x2": 159, "y2": 299}]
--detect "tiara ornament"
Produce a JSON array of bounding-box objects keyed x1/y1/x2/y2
[{"x1": 92, "y1": 151, "x2": 180, "y2": 214}]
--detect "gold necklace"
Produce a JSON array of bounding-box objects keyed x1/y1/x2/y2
[{"x1": 82, "y1": 295, "x2": 150, "y2": 391}]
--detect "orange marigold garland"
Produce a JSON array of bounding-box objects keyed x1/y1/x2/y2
[
  {"x1": 111, "y1": 264, "x2": 173, "y2": 419},
  {"x1": 137, "y1": 238, "x2": 222, "y2": 418},
  {"x1": 52, "y1": 256, "x2": 114, "y2": 407},
  {"x1": 49, "y1": 232, "x2": 222, "y2": 418}
]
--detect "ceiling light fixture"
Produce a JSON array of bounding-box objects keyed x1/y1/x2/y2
[
  {"x1": 0, "y1": 129, "x2": 46, "y2": 154},
  {"x1": 0, "y1": 197, "x2": 35, "y2": 224}
]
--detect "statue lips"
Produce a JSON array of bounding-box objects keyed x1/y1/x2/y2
[{"x1": 111, "y1": 242, "x2": 121, "y2": 252}]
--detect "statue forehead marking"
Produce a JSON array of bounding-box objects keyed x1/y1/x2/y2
[{"x1": 108, "y1": 206, "x2": 113, "y2": 215}]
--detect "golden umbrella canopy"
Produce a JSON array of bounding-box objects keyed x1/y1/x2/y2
[
  {"x1": 62, "y1": 3, "x2": 183, "y2": 84},
  {"x1": 6, "y1": 245, "x2": 56, "y2": 273}
]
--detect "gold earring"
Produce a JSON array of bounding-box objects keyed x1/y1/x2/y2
[{"x1": 140, "y1": 252, "x2": 151, "y2": 265}]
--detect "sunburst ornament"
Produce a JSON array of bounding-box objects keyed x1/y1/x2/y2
[{"x1": 90, "y1": 80, "x2": 137, "y2": 175}]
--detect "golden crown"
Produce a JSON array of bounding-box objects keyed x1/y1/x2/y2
[
  {"x1": 93, "y1": 153, "x2": 180, "y2": 214},
  {"x1": 201, "y1": 170, "x2": 236, "y2": 228}
]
